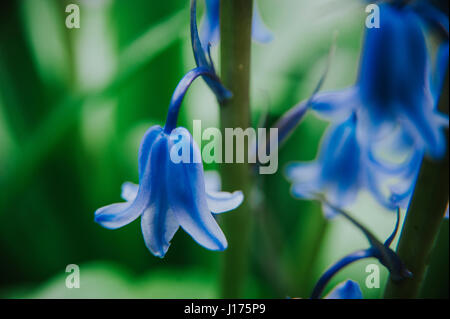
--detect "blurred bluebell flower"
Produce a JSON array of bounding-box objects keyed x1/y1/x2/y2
[
  {"x1": 387, "y1": 0, "x2": 449, "y2": 36},
  {"x1": 285, "y1": 114, "x2": 408, "y2": 217},
  {"x1": 308, "y1": 3, "x2": 449, "y2": 159},
  {"x1": 325, "y1": 280, "x2": 363, "y2": 299},
  {"x1": 200, "y1": 0, "x2": 273, "y2": 48},
  {"x1": 95, "y1": 68, "x2": 243, "y2": 258}
]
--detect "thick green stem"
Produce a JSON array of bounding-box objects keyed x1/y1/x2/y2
[
  {"x1": 219, "y1": 0, "x2": 253, "y2": 298},
  {"x1": 384, "y1": 72, "x2": 449, "y2": 299}
]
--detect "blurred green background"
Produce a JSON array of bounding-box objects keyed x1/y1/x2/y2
[{"x1": 0, "y1": 0, "x2": 447, "y2": 298}]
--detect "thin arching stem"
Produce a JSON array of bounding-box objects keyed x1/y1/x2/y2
[
  {"x1": 164, "y1": 67, "x2": 220, "y2": 133},
  {"x1": 310, "y1": 249, "x2": 374, "y2": 299}
]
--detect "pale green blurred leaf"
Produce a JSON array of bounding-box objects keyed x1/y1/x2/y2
[{"x1": 5, "y1": 262, "x2": 218, "y2": 299}]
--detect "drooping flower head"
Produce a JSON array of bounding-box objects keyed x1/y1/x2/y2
[
  {"x1": 281, "y1": 1, "x2": 448, "y2": 215},
  {"x1": 95, "y1": 2, "x2": 241, "y2": 258},
  {"x1": 285, "y1": 113, "x2": 411, "y2": 217},
  {"x1": 95, "y1": 68, "x2": 243, "y2": 258},
  {"x1": 357, "y1": 3, "x2": 448, "y2": 158},
  {"x1": 309, "y1": 2, "x2": 449, "y2": 159},
  {"x1": 200, "y1": 0, "x2": 273, "y2": 48}
]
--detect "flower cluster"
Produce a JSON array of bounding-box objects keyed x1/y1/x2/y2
[
  {"x1": 272, "y1": 0, "x2": 448, "y2": 298},
  {"x1": 91, "y1": 0, "x2": 448, "y2": 300},
  {"x1": 283, "y1": 2, "x2": 449, "y2": 216}
]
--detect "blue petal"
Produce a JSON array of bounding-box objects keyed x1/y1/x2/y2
[
  {"x1": 206, "y1": 190, "x2": 244, "y2": 214},
  {"x1": 285, "y1": 163, "x2": 320, "y2": 199},
  {"x1": 309, "y1": 87, "x2": 359, "y2": 121},
  {"x1": 324, "y1": 184, "x2": 358, "y2": 215},
  {"x1": 285, "y1": 117, "x2": 365, "y2": 216},
  {"x1": 138, "y1": 125, "x2": 164, "y2": 179},
  {"x1": 167, "y1": 127, "x2": 228, "y2": 251},
  {"x1": 139, "y1": 133, "x2": 181, "y2": 257},
  {"x1": 366, "y1": 128, "x2": 416, "y2": 170},
  {"x1": 364, "y1": 165, "x2": 393, "y2": 209},
  {"x1": 358, "y1": 5, "x2": 428, "y2": 108},
  {"x1": 141, "y1": 206, "x2": 180, "y2": 258},
  {"x1": 318, "y1": 117, "x2": 361, "y2": 196},
  {"x1": 325, "y1": 280, "x2": 363, "y2": 299},
  {"x1": 93, "y1": 127, "x2": 164, "y2": 244},
  {"x1": 388, "y1": 150, "x2": 423, "y2": 208},
  {"x1": 274, "y1": 100, "x2": 309, "y2": 145},
  {"x1": 96, "y1": 138, "x2": 157, "y2": 229},
  {"x1": 285, "y1": 162, "x2": 322, "y2": 199},
  {"x1": 400, "y1": 107, "x2": 448, "y2": 159},
  {"x1": 94, "y1": 202, "x2": 138, "y2": 230},
  {"x1": 252, "y1": 1, "x2": 273, "y2": 43},
  {"x1": 285, "y1": 162, "x2": 319, "y2": 182}
]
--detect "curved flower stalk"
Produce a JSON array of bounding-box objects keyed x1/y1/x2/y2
[
  {"x1": 290, "y1": 279, "x2": 363, "y2": 299},
  {"x1": 200, "y1": 0, "x2": 273, "y2": 48},
  {"x1": 310, "y1": 202, "x2": 412, "y2": 299},
  {"x1": 95, "y1": 68, "x2": 243, "y2": 258},
  {"x1": 285, "y1": 114, "x2": 412, "y2": 218},
  {"x1": 324, "y1": 280, "x2": 363, "y2": 299},
  {"x1": 308, "y1": 3, "x2": 449, "y2": 159}
]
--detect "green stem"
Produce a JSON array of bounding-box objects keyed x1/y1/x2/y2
[
  {"x1": 219, "y1": 0, "x2": 253, "y2": 298},
  {"x1": 384, "y1": 72, "x2": 449, "y2": 299}
]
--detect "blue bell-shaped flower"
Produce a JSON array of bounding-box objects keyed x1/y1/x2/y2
[
  {"x1": 95, "y1": 67, "x2": 242, "y2": 258},
  {"x1": 285, "y1": 114, "x2": 403, "y2": 217},
  {"x1": 95, "y1": 125, "x2": 243, "y2": 257},
  {"x1": 308, "y1": 3, "x2": 449, "y2": 159}
]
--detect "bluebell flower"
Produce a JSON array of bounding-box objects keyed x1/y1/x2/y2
[
  {"x1": 285, "y1": 114, "x2": 411, "y2": 217},
  {"x1": 200, "y1": 0, "x2": 273, "y2": 48},
  {"x1": 95, "y1": 68, "x2": 243, "y2": 257},
  {"x1": 308, "y1": 3, "x2": 449, "y2": 159},
  {"x1": 377, "y1": 0, "x2": 449, "y2": 36},
  {"x1": 324, "y1": 280, "x2": 363, "y2": 299}
]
